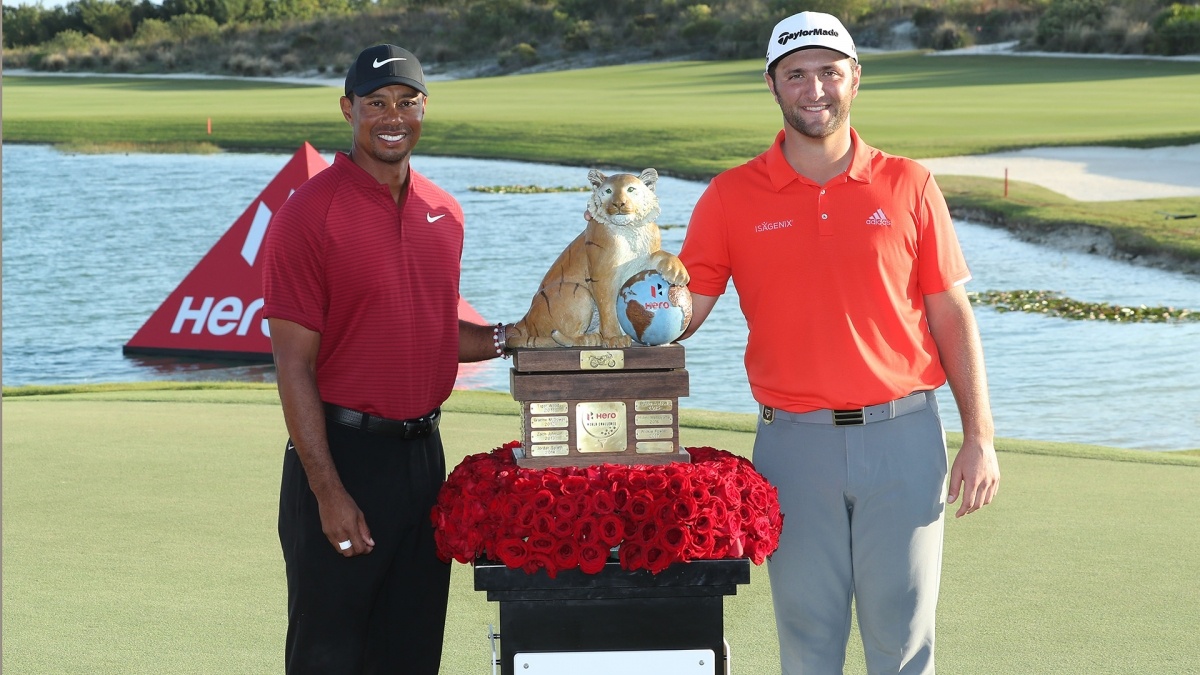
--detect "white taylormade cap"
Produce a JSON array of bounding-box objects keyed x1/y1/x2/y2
[{"x1": 765, "y1": 12, "x2": 858, "y2": 71}]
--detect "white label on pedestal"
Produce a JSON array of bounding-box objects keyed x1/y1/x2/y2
[
  {"x1": 636, "y1": 427, "x2": 674, "y2": 440},
  {"x1": 515, "y1": 649, "x2": 715, "y2": 673}
]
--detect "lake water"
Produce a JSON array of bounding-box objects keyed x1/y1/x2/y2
[{"x1": 4, "y1": 144, "x2": 1200, "y2": 451}]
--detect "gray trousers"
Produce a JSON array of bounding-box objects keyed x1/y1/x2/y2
[{"x1": 753, "y1": 392, "x2": 948, "y2": 675}]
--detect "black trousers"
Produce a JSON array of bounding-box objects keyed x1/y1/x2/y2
[{"x1": 278, "y1": 419, "x2": 451, "y2": 674}]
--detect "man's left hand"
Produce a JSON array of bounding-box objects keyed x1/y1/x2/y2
[{"x1": 947, "y1": 438, "x2": 1000, "y2": 518}]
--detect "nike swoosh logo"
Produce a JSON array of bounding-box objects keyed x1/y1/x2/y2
[
  {"x1": 373, "y1": 57, "x2": 406, "y2": 68},
  {"x1": 427, "y1": 213, "x2": 446, "y2": 223}
]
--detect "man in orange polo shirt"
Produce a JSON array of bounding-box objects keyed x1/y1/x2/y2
[{"x1": 679, "y1": 12, "x2": 1000, "y2": 674}]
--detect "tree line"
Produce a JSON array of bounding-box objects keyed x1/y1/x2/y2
[{"x1": 3, "y1": 0, "x2": 1197, "y2": 78}]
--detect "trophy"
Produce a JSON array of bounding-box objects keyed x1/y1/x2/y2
[{"x1": 504, "y1": 169, "x2": 693, "y2": 468}]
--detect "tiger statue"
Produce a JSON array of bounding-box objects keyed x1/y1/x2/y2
[{"x1": 506, "y1": 168, "x2": 689, "y2": 349}]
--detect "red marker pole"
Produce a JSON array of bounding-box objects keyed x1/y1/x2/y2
[
  {"x1": 207, "y1": 118, "x2": 212, "y2": 135},
  {"x1": 1004, "y1": 167, "x2": 1009, "y2": 198}
]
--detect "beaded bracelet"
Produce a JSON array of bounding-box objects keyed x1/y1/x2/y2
[{"x1": 492, "y1": 323, "x2": 510, "y2": 359}]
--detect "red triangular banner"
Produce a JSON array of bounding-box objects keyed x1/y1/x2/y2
[
  {"x1": 124, "y1": 143, "x2": 488, "y2": 364},
  {"x1": 124, "y1": 142, "x2": 328, "y2": 360}
]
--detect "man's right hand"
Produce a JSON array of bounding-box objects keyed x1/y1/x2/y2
[{"x1": 318, "y1": 487, "x2": 375, "y2": 557}]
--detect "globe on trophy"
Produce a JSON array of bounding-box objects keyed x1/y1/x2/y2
[{"x1": 617, "y1": 269, "x2": 693, "y2": 346}]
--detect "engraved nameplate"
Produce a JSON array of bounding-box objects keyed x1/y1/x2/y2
[
  {"x1": 529, "y1": 416, "x2": 568, "y2": 429},
  {"x1": 636, "y1": 441, "x2": 676, "y2": 454},
  {"x1": 635, "y1": 413, "x2": 674, "y2": 426},
  {"x1": 531, "y1": 429, "x2": 570, "y2": 443},
  {"x1": 577, "y1": 401, "x2": 627, "y2": 453},
  {"x1": 636, "y1": 427, "x2": 674, "y2": 440},
  {"x1": 635, "y1": 399, "x2": 674, "y2": 412},
  {"x1": 530, "y1": 444, "x2": 570, "y2": 457},
  {"x1": 530, "y1": 402, "x2": 568, "y2": 415},
  {"x1": 580, "y1": 350, "x2": 624, "y2": 371}
]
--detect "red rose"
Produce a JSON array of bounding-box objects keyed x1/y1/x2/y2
[
  {"x1": 522, "y1": 552, "x2": 555, "y2": 578},
  {"x1": 746, "y1": 484, "x2": 770, "y2": 511},
  {"x1": 619, "y1": 541, "x2": 645, "y2": 570},
  {"x1": 672, "y1": 495, "x2": 699, "y2": 521},
  {"x1": 645, "y1": 471, "x2": 668, "y2": 493},
  {"x1": 561, "y1": 474, "x2": 589, "y2": 496},
  {"x1": 554, "y1": 495, "x2": 581, "y2": 520},
  {"x1": 592, "y1": 489, "x2": 616, "y2": 515},
  {"x1": 511, "y1": 476, "x2": 538, "y2": 494},
  {"x1": 639, "y1": 520, "x2": 659, "y2": 545},
  {"x1": 692, "y1": 513, "x2": 714, "y2": 535},
  {"x1": 532, "y1": 512, "x2": 554, "y2": 535},
  {"x1": 540, "y1": 473, "x2": 563, "y2": 493},
  {"x1": 644, "y1": 545, "x2": 673, "y2": 574},
  {"x1": 550, "y1": 515, "x2": 575, "y2": 539},
  {"x1": 496, "y1": 538, "x2": 530, "y2": 569},
  {"x1": 666, "y1": 472, "x2": 692, "y2": 495},
  {"x1": 579, "y1": 542, "x2": 608, "y2": 575},
  {"x1": 598, "y1": 514, "x2": 624, "y2": 547},
  {"x1": 532, "y1": 489, "x2": 555, "y2": 512},
  {"x1": 658, "y1": 524, "x2": 690, "y2": 554},
  {"x1": 553, "y1": 539, "x2": 580, "y2": 571},
  {"x1": 613, "y1": 487, "x2": 631, "y2": 510},
  {"x1": 653, "y1": 498, "x2": 674, "y2": 522},
  {"x1": 573, "y1": 516, "x2": 598, "y2": 543},
  {"x1": 688, "y1": 530, "x2": 716, "y2": 559},
  {"x1": 627, "y1": 491, "x2": 655, "y2": 521},
  {"x1": 626, "y1": 471, "x2": 648, "y2": 490},
  {"x1": 528, "y1": 534, "x2": 555, "y2": 555}
]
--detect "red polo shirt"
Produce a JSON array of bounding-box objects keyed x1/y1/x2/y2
[
  {"x1": 680, "y1": 128, "x2": 971, "y2": 413},
  {"x1": 263, "y1": 152, "x2": 465, "y2": 421}
]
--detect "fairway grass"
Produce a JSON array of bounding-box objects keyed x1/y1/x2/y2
[
  {"x1": 3, "y1": 386, "x2": 1197, "y2": 673},
  {"x1": 7, "y1": 53, "x2": 1200, "y2": 267}
]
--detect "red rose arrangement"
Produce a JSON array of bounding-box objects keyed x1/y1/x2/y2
[{"x1": 431, "y1": 443, "x2": 784, "y2": 578}]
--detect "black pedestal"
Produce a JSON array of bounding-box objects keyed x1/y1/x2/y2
[{"x1": 474, "y1": 557, "x2": 750, "y2": 675}]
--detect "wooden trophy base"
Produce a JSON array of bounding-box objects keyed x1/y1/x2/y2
[{"x1": 509, "y1": 344, "x2": 689, "y2": 469}]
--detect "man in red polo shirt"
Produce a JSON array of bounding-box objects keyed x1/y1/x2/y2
[
  {"x1": 679, "y1": 12, "x2": 1000, "y2": 674},
  {"x1": 262, "y1": 44, "x2": 507, "y2": 674}
]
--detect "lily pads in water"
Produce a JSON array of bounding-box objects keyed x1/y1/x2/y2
[{"x1": 968, "y1": 290, "x2": 1197, "y2": 323}]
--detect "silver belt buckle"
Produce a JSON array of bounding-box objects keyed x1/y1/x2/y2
[{"x1": 833, "y1": 408, "x2": 865, "y2": 426}]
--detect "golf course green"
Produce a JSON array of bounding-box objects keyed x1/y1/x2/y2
[{"x1": 2, "y1": 386, "x2": 1197, "y2": 673}]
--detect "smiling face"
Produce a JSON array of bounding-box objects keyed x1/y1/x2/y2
[
  {"x1": 340, "y1": 83, "x2": 426, "y2": 169},
  {"x1": 765, "y1": 48, "x2": 861, "y2": 141}
]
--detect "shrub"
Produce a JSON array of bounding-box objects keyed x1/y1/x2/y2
[
  {"x1": 1037, "y1": 0, "x2": 1108, "y2": 48},
  {"x1": 40, "y1": 52, "x2": 69, "y2": 71},
  {"x1": 132, "y1": 18, "x2": 174, "y2": 45},
  {"x1": 1152, "y1": 3, "x2": 1200, "y2": 55},
  {"x1": 498, "y1": 42, "x2": 539, "y2": 69},
  {"x1": 169, "y1": 13, "x2": 220, "y2": 43}
]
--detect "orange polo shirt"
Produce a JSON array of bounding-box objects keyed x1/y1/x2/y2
[{"x1": 680, "y1": 128, "x2": 971, "y2": 413}]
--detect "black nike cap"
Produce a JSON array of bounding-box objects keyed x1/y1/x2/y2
[{"x1": 345, "y1": 44, "x2": 428, "y2": 98}]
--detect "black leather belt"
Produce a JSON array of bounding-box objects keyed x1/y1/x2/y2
[{"x1": 324, "y1": 403, "x2": 441, "y2": 438}]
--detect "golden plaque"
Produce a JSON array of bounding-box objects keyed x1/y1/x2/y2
[
  {"x1": 635, "y1": 399, "x2": 674, "y2": 412},
  {"x1": 531, "y1": 429, "x2": 570, "y2": 443},
  {"x1": 635, "y1": 413, "x2": 674, "y2": 426},
  {"x1": 530, "y1": 402, "x2": 568, "y2": 414},
  {"x1": 579, "y1": 350, "x2": 624, "y2": 371},
  {"x1": 636, "y1": 427, "x2": 674, "y2": 440},
  {"x1": 636, "y1": 441, "x2": 676, "y2": 454},
  {"x1": 529, "y1": 415, "x2": 568, "y2": 429},
  {"x1": 530, "y1": 444, "x2": 570, "y2": 457},
  {"x1": 576, "y1": 401, "x2": 627, "y2": 453}
]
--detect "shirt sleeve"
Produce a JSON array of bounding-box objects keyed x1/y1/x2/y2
[
  {"x1": 261, "y1": 186, "x2": 329, "y2": 333},
  {"x1": 915, "y1": 173, "x2": 971, "y2": 295},
  {"x1": 679, "y1": 178, "x2": 733, "y2": 297}
]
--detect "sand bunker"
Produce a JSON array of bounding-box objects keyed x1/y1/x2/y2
[{"x1": 919, "y1": 144, "x2": 1200, "y2": 202}]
